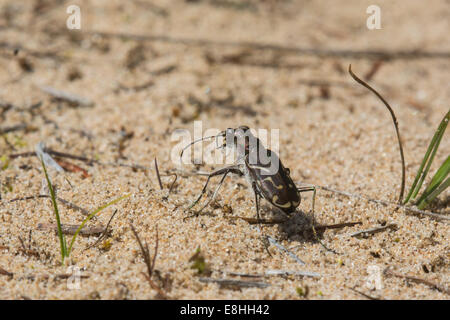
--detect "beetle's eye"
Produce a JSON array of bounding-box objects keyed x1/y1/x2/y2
[{"x1": 285, "y1": 168, "x2": 290, "y2": 176}]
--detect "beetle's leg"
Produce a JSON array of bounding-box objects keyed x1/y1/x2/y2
[
  {"x1": 188, "y1": 166, "x2": 241, "y2": 209},
  {"x1": 186, "y1": 165, "x2": 242, "y2": 218},
  {"x1": 297, "y1": 186, "x2": 338, "y2": 254},
  {"x1": 191, "y1": 170, "x2": 232, "y2": 216},
  {"x1": 252, "y1": 182, "x2": 272, "y2": 258}
]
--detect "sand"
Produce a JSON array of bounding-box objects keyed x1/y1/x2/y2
[{"x1": 0, "y1": 0, "x2": 449, "y2": 300}]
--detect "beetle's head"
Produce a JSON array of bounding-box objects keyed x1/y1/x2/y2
[{"x1": 217, "y1": 126, "x2": 256, "y2": 155}]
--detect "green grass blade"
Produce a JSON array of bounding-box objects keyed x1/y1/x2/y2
[
  {"x1": 415, "y1": 156, "x2": 450, "y2": 208},
  {"x1": 421, "y1": 156, "x2": 450, "y2": 196},
  {"x1": 404, "y1": 110, "x2": 449, "y2": 204},
  {"x1": 417, "y1": 177, "x2": 450, "y2": 210},
  {"x1": 40, "y1": 157, "x2": 67, "y2": 264},
  {"x1": 67, "y1": 194, "x2": 130, "y2": 255}
]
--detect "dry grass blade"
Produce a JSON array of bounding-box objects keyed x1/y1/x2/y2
[
  {"x1": 349, "y1": 64, "x2": 406, "y2": 204},
  {"x1": 130, "y1": 224, "x2": 168, "y2": 299},
  {"x1": 384, "y1": 268, "x2": 450, "y2": 295},
  {"x1": 54, "y1": 158, "x2": 90, "y2": 178},
  {"x1": 37, "y1": 223, "x2": 106, "y2": 236},
  {"x1": 199, "y1": 277, "x2": 270, "y2": 288},
  {"x1": 0, "y1": 123, "x2": 29, "y2": 134},
  {"x1": 85, "y1": 31, "x2": 450, "y2": 60},
  {"x1": 266, "y1": 236, "x2": 305, "y2": 266},
  {"x1": 349, "y1": 223, "x2": 398, "y2": 238},
  {"x1": 9, "y1": 195, "x2": 90, "y2": 215},
  {"x1": 265, "y1": 270, "x2": 321, "y2": 278},
  {"x1": 350, "y1": 287, "x2": 381, "y2": 300},
  {"x1": 229, "y1": 216, "x2": 287, "y2": 224},
  {"x1": 84, "y1": 209, "x2": 118, "y2": 250},
  {"x1": 315, "y1": 221, "x2": 362, "y2": 231},
  {"x1": 0, "y1": 266, "x2": 13, "y2": 277},
  {"x1": 38, "y1": 85, "x2": 94, "y2": 107},
  {"x1": 232, "y1": 216, "x2": 361, "y2": 230},
  {"x1": 318, "y1": 185, "x2": 449, "y2": 221},
  {"x1": 364, "y1": 60, "x2": 383, "y2": 81},
  {"x1": 165, "y1": 173, "x2": 178, "y2": 199},
  {"x1": 154, "y1": 158, "x2": 164, "y2": 190},
  {"x1": 9, "y1": 149, "x2": 97, "y2": 163}
]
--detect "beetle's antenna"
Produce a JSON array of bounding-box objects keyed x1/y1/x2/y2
[{"x1": 179, "y1": 135, "x2": 218, "y2": 160}]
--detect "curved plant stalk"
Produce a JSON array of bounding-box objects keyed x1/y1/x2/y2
[{"x1": 348, "y1": 65, "x2": 406, "y2": 203}]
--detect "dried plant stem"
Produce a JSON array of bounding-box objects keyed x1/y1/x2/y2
[
  {"x1": 130, "y1": 224, "x2": 168, "y2": 299},
  {"x1": 384, "y1": 268, "x2": 450, "y2": 295},
  {"x1": 199, "y1": 277, "x2": 270, "y2": 288},
  {"x1": 317, "y1": 185, "x2": 449, "y2": 221},
  {"x1": 154, "y1": 158, "x2": 163, "y2": 190},
  {"x1": 85, "y1": 31, "x2": 450, "y2": 60},
  {"x1": 348, "y1": 64, "x2": 406, "y2": 204}
]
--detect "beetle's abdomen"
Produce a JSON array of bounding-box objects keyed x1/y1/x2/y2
[
  {"x1": 250, "y1": 160, "x2": 301, "y2": 214},
  {"x1": 259, "y1": 176, "x2": 301, "y2": 214}
]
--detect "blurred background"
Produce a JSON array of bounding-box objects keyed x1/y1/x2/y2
[{"x1": 0, "y1": 0, "x2": 449, "y2": 300}]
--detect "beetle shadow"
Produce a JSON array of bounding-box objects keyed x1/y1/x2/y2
[{"x1": 260, "y1": 204, "x2": 326, "y2": 244}]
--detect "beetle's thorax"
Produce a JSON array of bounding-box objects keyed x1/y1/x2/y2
[{"x1": 224, "y1": 126, "x2": 266, "y2": 164}]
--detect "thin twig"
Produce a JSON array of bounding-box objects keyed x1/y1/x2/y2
[
  {"x1": 9, "y1": 195, "x2": 90, "y2": 215},
  {"x1": 0, "y1": 266, "x2": 13, "y2": 277},
  {"x1": 54, "y1": 158, "x2": 90, "y2": 178},
  {"x1": 154, "y1": 158, "x2": 163, "y2": 190},
  {"x1": 264, "y1": 270, "x2": 321, "y2": 278},
  {"x1": 219, "y1": 269, "x2": 321, "y2": 278},
  {"x1": 229, "y1": 216, "x2": 287, "y2": 224},
  {"x1": 315, "y1": 221, "x2": 362, "y2": 231},
  {"x1": 350, "y1": 287, "x2": 381, "y2": 300},
  {"x1": 84, "y1": 209, "x2": 118, "y2": 250},
  {"x1": 9, "y1": 149, "x2": 96, "y2": 163},
  {"x1": 317, "y1": 185, "x2": 449, "y2": 221},
  {"x1": 9, "y1": 149, "x2": 150, "y2": 172},
  {"x1": 84, "y1": 31, "x2": 450, "y2": 60},
  {"x1": 266, "y1": 236, "x2": 305, "y2": 266},
  {"x1": 20, "y1": 273, "x2": 90, "y2": 281},
  {"x1": 17, "y1": 230, "x2": 41, "y2": 259},
  {"x1": 219, "y1": 271, "x2": 263, "y2": 278},
  {"x1": 297, "y1": 78, "x2": 354, "y2": 88},
  {"x1": 364, "y1": 60, "x2": 384, "y2": 81},
  {"x1": 37, "y1": 223, "x2": 106, "y2": 236},
  {"x1": 349, "y1": 224, "x2": 397, "y2": 238},
  {"x1": 0, "y1": 123, "x2": 29, "y2": 134},
  {"x1": 130, "y1": 224, "x2": 167, "y2": 299},
  {"x1": 166, "y1": 173, "x2": 178, "y2": 195},
  {"x1": 384, "y1": 268, "x2": 450, "y2": 295},
  {"x1": 349, "y1": 65, "x2": 406, "y2": 204},
  {"x1": 199, "y1": 277, "x2": 270, "y2": 288},
  {"x1": 162, "y1": 173, "x2": 178, "y2": 200},
  {"x1": 38, "y1": 85, "x2": 94, "y2": 107}
]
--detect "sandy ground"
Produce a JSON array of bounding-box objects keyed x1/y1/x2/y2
[{"x1": 0, "y1": 0, "x2": 449, "y2": 300}]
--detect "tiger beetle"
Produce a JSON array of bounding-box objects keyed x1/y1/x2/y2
[{"x1": 180, "y1": 126, "x2": 318, "y2": 229}]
